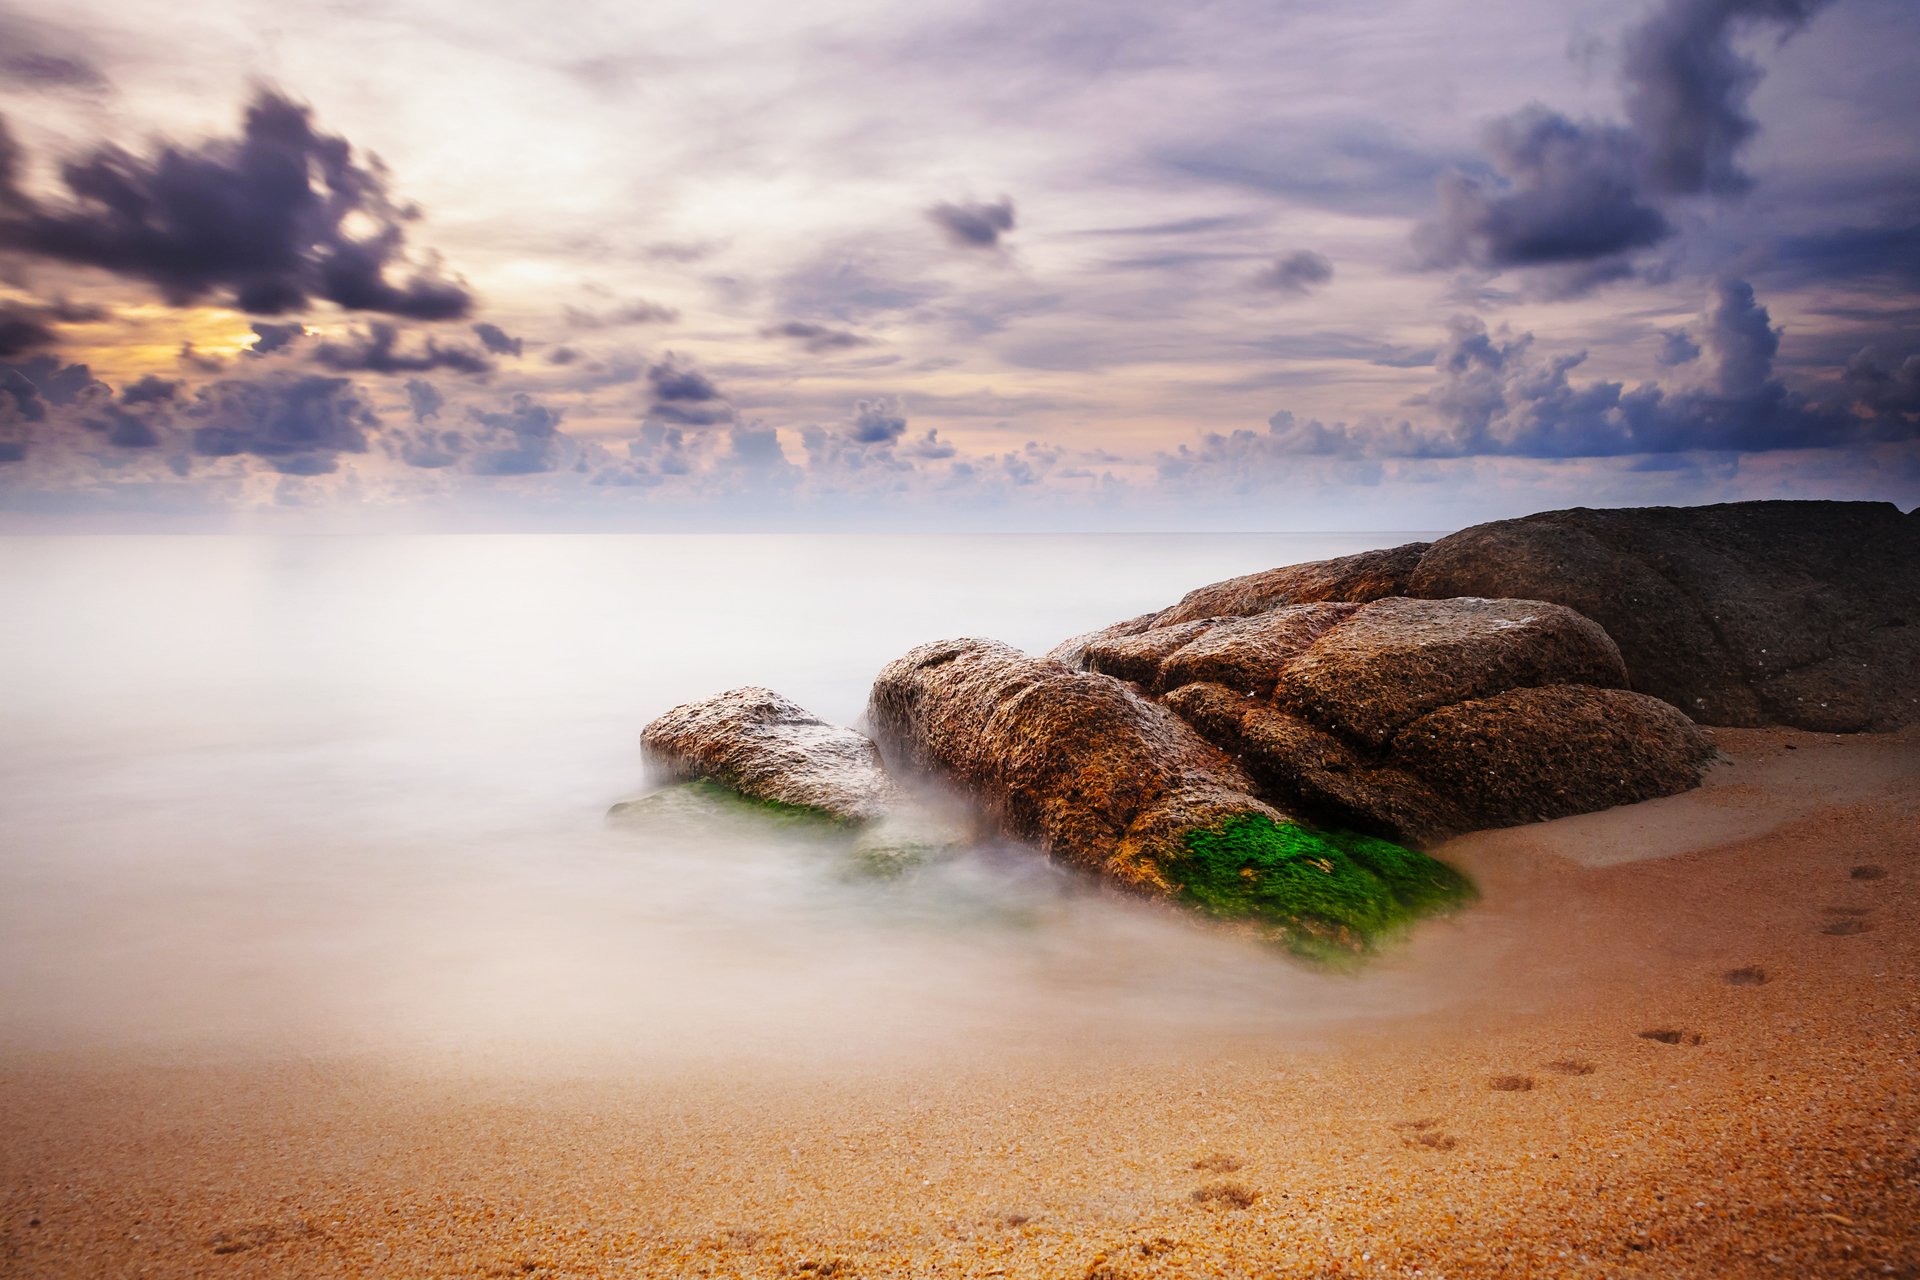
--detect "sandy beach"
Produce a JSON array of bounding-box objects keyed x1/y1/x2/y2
[{"x1": 3, "y1": 725, "x2": 1915, "y2": 1279}]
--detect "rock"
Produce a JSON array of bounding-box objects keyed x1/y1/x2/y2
[
  {"x1": 868, "y1": 638, "x2": 1473, "y2": 958},
  {"x1": 1163, "y1": 682, "x2": 1472, "y2": 847},
  {"x1": 1271, "y1": 597, "x2": 1627, "y2": 748},
  {"x1": 1386, "y1": 685, "x2": 1717, "y2": 829},
  {"x1": 1152, "y1": 542, "x2": 1430, "y2": 626},
  {"x1": 639, "y1": 686, "x2": 902, "y2": 823},
  {"x1": 1406, "y1": 501, "x2": 1920, "y2": 730},
  {"x1": 1064, "y1": 597, "x2": 1704, "y2": 844},
  {"x1": 1154, "y1": 602, "x2": 1364, "y2": 697}
]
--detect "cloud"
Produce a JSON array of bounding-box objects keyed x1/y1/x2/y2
[
  {"x1": 119, "y1": 374, "x2": 178, "y2": 405},
  {"x1": 313, "y1": 323, "x2": 493, "y2": 375},
  {"x1": 1415, "y1": 0, "x2": 1833, "y2": 291},
  {"x1": 1164, "y1": 279, "x2": 1896, "y2": 472},
  {"x1": 564, "y1": 299, "x2": 680, "y2": 328},
  {"x1": 762, "y1": 320, "x2": 876, "y2": 353},
  {"x1": 185, "y1": 373, "x2": 376, "y2": 474},
  {"x1": 471, "y1": 322, "x2": 523, "y2": 357},
  {"x1": 466, "y1": 393, "x2": 567, "y2": 475},
  {"x1": 926, "y1": 197, "x2": 1016, "y2": 249},
  {"x1": 404, "y1": 378, "x2": 444, "y2": 424},
  {"x1": 0, "y1": 305, "x2": 54, "y2": 357},
  {"x1": 1253, "y1": 250, "x2": 1333, "y2": 294},
  {"x1": 0, "y1": 13, "x2": 110, "y2": 94},
  {"x1": 0, "y1": 86, "x2": 473, "y2": 319},
  {"x1": 640, "y1": 356, "x2": 734, "y2": 425},
  {"x1": 246, "y1": 321, "x2": 308, "y2": 357},
  {"x1": 1417, "y1": 108, "x2": 1670, "y2": 274},
  {"x1": 1843, "y1": 348, "x2": 1920, "y2": 418},
  {"x1": 1621, "y1": 0, "x2": 1836, "y2": 197}
]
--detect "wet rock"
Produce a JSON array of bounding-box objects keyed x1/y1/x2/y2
[
  {"x1": 1406, "y1": 500, "x2": 1920, "y2": 730},
  {"x1": 868, "y1": 639, "x2": 1473, "y2": 958},
  {"x1": 640, "y1": 686, "x2": 901, "y2": 823}
]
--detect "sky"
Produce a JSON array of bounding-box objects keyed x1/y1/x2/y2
[{"x1": 0, "y1": 0, "x2": 1915, "y2": 529}]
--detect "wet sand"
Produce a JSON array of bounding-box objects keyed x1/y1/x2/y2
[{"x1": 3, "y1": 727, "x2": 1917, "y2": 1278}]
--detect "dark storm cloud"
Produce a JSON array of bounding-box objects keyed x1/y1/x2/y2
[
  {"x1": 642, "y1": 356, "x2": 733, "y2": 425},
  {"x1": 1843, "y1": 348, "x2": 1920, "y2": 418},
  {"x1": 313, "y1": 323, "x2": 493, "y2": 375},
  {"x1": 0, "y1": 305, "x2": 54, "y2": 357},
  {"x1": 185, "y1": 373, "x2": 375, "y2": 474},
  {"x1": 1253, "y1": 250, "x2": 1334, "y2": 294},
  {"x1": 926, "y1": 197, "x2": 1016, "y2": 250},
  {"x1": 471, "y1": 322, "x2": 523, "y2": 357},
  {"x1": 1621, "y1": 0, "x2": 1837, "y2": 196},
  {"x1": 1770, "y1": 220, "x2": 1920, "y2": 290},
  {"x1": 81, "y1": 403, "x2": 160, "y2": 448},
  {"x1": 246, "y1": 321, "x2": 307, "y2": 356},
  {"x1": 119, "y1": 374, "x2": 178, "y2": 405},
  {"x1": 762, "y1": 321, "x2": 875, "y2": 353},
  {"x1": 0, "y1": 87, "x2": 473, "y2": 319},
  {"x1": 1657, "y1": 328, "x2": 1702, "y2": 365},
  {"x1": 1417, "y1": 109, "x2": 1671, "y2": 272},
  {"x1": 1417, "y1": 0, "x2": 1833, "y2": 289},
  {"x1": 2, "y1": 354, "x2": 98, "y2": 406}
]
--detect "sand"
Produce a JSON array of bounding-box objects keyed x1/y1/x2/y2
[{"x1": 3, "y1": 726, "x2": 1917, "y2": 1278}]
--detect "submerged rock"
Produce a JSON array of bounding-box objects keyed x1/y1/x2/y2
[
  {"x1": 640, "y1": 686, "x2": 902, "y2": 823},
  {"x1": 868, "y1": 638, "x2": 1472, "y2": 958},
  {"x1": 1405, "y1": 501, "x2": 1920, "y2": 730}
]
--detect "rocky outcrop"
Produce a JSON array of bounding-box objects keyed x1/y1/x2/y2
[
  {"x1": 639, "y1": 686, "x2": 903, "y2": 822},
  {"x1": 1406, "y1": 501, "x2": 1920, "y2": 731},
  {"x1": 868, "y1": 639, "x2": 1472, "y2": 957},
  {"x1": 1153, "y1": 542, "x2": 1431, "y2": 626},
  {"x1": 1062, "y1": 596, "x2": 1713, "y2": 843}
]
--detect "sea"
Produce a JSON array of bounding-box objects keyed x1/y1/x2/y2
[{"x1": 0, "y1": 531, "x2": 1500, "y2": 1073}]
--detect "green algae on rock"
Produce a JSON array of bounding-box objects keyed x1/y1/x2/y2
[
  {"x1": 868, "y1": 638, "x2": 1471, "y2": 960},
  {"x1": 1168, "y1": 815, "x2": 1474, "y2": 961}
]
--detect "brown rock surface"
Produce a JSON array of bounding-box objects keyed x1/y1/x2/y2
[
  {"x1": 1152, "y1": 541, "x2": 1429, "y2": 626},
  {"x1": 1272, "y1": 596, "x2": 1628, "y2": 748},
  {"x1": 866, "y1": 639, "x2": 1282, "y2": 888},
  {"x1": 1406, "y1": 500, "x2": 1920, "y2": 730},
  {"x1": 640, "y1": 686, "x2": 902, "y2": 822},
  {"x1": 1387, "y1": 684, "x2": 1717, "y2": 828}
]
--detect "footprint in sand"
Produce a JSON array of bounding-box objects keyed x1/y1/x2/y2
[
  {"x1": 1724, "y1": 966, "x2": 1768, "y2": 985},
  {"x1": 1393, "y1": 1118, "x2": 1460, "y2": 1151},
  {"x1": 1822, "y1": 917, "x2": 1876, "y2": 936},
  {"x1": 1544, "y1": 1058, "x2": 1596, "y2": 1076},
  {"x1": 1190, "y1": 1181, "x2": 1258, "y2": 1209},
  {"x1": 1189, "y1": 1153, "x2": 1243, "y2": 1173},
  {"x1": 1639, "y1": 1029, "x2": 1704, "y2": 1045},
  {"x1": 205, "y1": 1221, "x2": 323, "y2": 1256},
  {"x1": 1489, "y1": 1074, "x2": 1536, "y2": 1092},
  {"x1": 1850, "y1": 864, "x2": 1888, "y2": 881}
]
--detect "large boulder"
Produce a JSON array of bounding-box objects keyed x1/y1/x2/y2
[
  {"x1": 868, "y1": 639, "x2": 1472, "y2": 958},
  {"x1": 1406, "y1": 501, "x2": 1920, "y2": 730},
  {"x1": 1065, "y1": 596, "x2": 1713, "y2": 844},
  {"x1": 639, "y1": 686, "x2": 903, "y2": 823},
  {"x1": 1153, "y1": 542, "x2": 1431, "y2": 626}
]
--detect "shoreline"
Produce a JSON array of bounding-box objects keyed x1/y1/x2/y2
[{"x1": 3, "y1": 725, "x2": 1916, "y2": 1278}]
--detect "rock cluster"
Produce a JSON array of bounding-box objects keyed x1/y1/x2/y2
[{"x1": 618, "y1": 501, "x2": 1914, "y2": 958}]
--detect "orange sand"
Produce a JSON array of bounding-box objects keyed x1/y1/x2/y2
[{"x1": 3, "y1": 727, "x2": 1916, "y2": 1278}]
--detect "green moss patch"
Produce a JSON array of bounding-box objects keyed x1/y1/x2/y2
[
  {"x1": 609, "y1": 779, "x2": 852, "y2": 830},
  {"x1": 1167, "y1": 815, "x2": 1475, "y2": 963}
]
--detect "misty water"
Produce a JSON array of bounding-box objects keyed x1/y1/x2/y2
[{"x1": 0, "y1": 531, "x2": 1512, "y2": 1073}]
